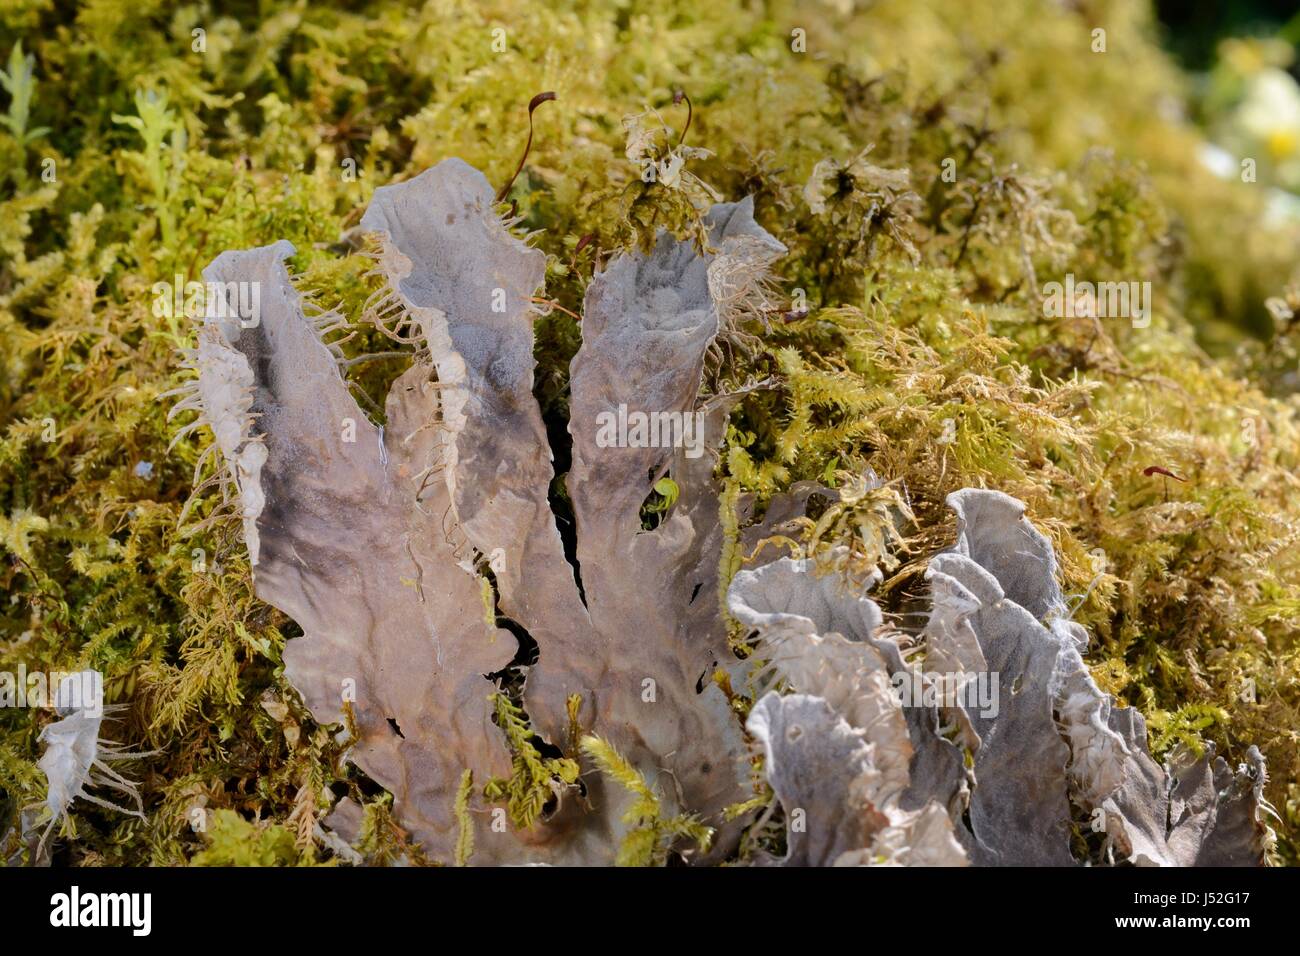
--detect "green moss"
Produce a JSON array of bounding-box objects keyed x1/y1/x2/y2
[
  {"x1": 483, "y1": 693, "x2": 581, "y2": 832},
  {"x1": 580, "y1": 734, "x2": 713, "y2": 866},
  {"x1": 189, "y1": 809, "x2": 308, "y2": 867},
  {"x1": 0, "y1": 0, "x2": 1297, "y2": 865}
]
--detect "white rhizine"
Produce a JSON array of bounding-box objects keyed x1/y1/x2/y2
[{"x1": 35, "y1": 670, "x2": 146, "y2": 855}]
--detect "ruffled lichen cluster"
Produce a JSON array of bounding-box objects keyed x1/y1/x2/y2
[
  {"x1": 1, "y1": 0, "x2": 1298, "y2": 865},
  {"x1": 729, "y1": 489, "x2": 1271, "y2": 866}
]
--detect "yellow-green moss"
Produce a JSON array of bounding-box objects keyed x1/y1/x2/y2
[{"x1": 1, "y1": 0, "x2": 1297, "y2": 865}]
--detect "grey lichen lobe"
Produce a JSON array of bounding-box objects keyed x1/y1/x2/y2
[
  {"x1": 727, "y1": 488, "x2": 1273, "y2": 867},
  {"x1": 183, "y1": 160, "x2": 787, "y2": 864},
  {"x1": 180, "y1": 236, "x2": 516, "y2": 862},
  {"x1": 34, "y1": 671, "x2": 147, "y2": 857}
]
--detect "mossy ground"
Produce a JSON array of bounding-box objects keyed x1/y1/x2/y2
[{"x1": 1, "y1": 0, "x2": 1298, "y2": 865}]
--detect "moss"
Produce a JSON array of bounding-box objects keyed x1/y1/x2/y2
[
  {"x1": 0, "y1": 0, "x2": 1297, "y2": 865},
  {"x1": 189, "y1": 808, "x2": 308, "y2": 867},
  {"x1": 580, "y1": 734, "x2": 714, "y2": 867}
]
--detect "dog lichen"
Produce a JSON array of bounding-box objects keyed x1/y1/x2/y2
[{"x1": 1, "y1": 0, "x2": 1298, "y2": 866}]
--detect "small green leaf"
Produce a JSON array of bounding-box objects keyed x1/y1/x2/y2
[{"x1": 653, "y1": 476, "x2": 680, "y2": 510}]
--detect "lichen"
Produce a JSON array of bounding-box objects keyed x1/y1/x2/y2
[
  {"x1": 728, "y1": 490, "x2": 1274, "y2": 866},
  {"x1": 1, "y1": 0, "x2": 1298, "y2": 866}
]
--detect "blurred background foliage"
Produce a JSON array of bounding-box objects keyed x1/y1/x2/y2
[{"x1": 0, "y1": 0, "x2": 1298, "y2": 865}]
